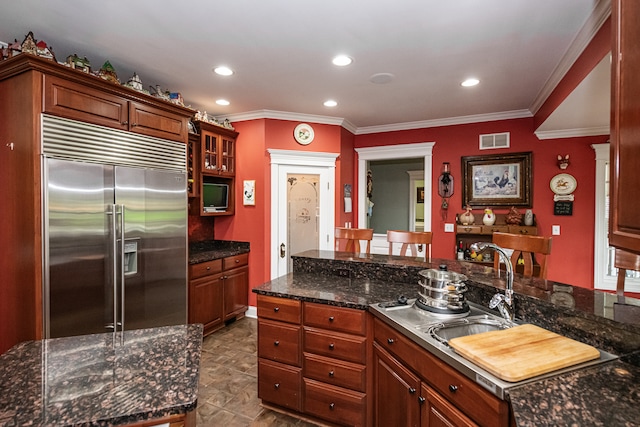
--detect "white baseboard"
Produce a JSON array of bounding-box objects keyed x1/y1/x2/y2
[{"x1": 246, "y1": 305, "x2": 257, "y2": 319}]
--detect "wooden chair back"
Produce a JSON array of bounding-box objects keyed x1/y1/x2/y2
[
  {"x1": 387, "y1": 230, "x2": 432, "y2": 259},
  {"x1": 491, "y1": 232, "x2": 552, "y2": 279},
  {"x1": 613, "y1": 248, "x2": 640, "y2": 325},
  {"x1": 335, "y1": 227, "x2": 374, "y2": 254}
]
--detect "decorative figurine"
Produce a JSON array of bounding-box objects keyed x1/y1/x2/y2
[
  {"x1": 66, "y1": 54, "x2": 91, "y2": 73},
  {"x1": 505, "y1": 206, "x2": 523, "y2": 225},
  {"x1": 124, "y1": 72, "x2": 143, "y2": 92},
  {"x1": 482, "y1": 208, "x2": 496, "y2": 226},
  {"x1": 557, "y1": 154, "x2": 570, "y2": 170},
  {"x1": 459, "y1": 205, "x2": 475, "y2": 225},
  {"x1": 98, "y1": 60, "x2": 120, "y2": 84},
  {"x1": 524, "y1": 209, "x2": 534, "y2": 226},
  {"x1": 20, "y1": 31, "x2": 37, "y2": 55}
]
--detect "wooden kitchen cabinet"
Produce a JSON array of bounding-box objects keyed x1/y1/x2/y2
[
  {"x1": 256, "y1": 296, "x2": 371, "y2": 427},
  {"x1": 610, "y1": 0, "x2": 640, "y2": 253},
  {"x1": 44, "y1": 74, "x2": 189, "y2": 142},
  {"x1": 373, "y1": 318, "x2": 508, "y2": 427},
  {"x1": 188, "y1": 253, "x2": 248, "y2": 336}
]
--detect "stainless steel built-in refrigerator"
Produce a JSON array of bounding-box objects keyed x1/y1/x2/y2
[{"x1": 42, "y1": 115, "x2": 187, "y2": 338}]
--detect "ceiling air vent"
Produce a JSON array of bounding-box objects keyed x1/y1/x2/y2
[{"x1": 479, "y1": 132, "x2": 510, "y2": 150}]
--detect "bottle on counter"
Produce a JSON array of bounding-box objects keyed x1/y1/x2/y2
[
  {"x1": 464, "y1": 244, "x2": 471, "y2": 260},
  {"x1": 457, "y1": 240, "x2": 464, "y2": 260}
]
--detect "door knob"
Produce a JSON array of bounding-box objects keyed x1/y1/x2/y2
[{"x1": 280, "y1": 243, "x2": 286, "y2": 258}]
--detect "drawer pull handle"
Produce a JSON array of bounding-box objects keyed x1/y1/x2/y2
[
  {"x1": 409, "y1": 387, "x2": 416, "y2": 394},
  {"x1": 329, "y1": 370, "x2": 334, "y2": 377},
  {"x1": 329, "y1": 403, "x2": 335, "y2": 410},
  {"x1": 328, "y1": 316, "x2": 334, "y2": 322},
  {"x1": 387, "y1": 338, "x2": 395, "y2": 344},
  {"x1": 449, "y1": 385, "x2": 458, "y2": 393},
  {"x1": 235, "y1": 259, "x2": 239, "y2": 263},
  {"x1": 132, "y1": 123, "x2": 138, "y2": 127},
  {"x1": 418, "y1": 396, "x2": 426, "y2": 405},
  {"x1": 274, "y1": 383, "x2": 280, "y2": 389},
  {"x1": 273, "y1": 307, "x2": 280, "y2": 312},
  {"x1": 274, "y1": 340, "x2": 280, "y2": 346},
  {"x1": 122, "y1": 120, "x2": 129, "y2": 125},
  {"x1": 206, "y1": 266, "x2": 211, "y2": 270},
  {"x1": 329, "y1": 343, "x2": 335, "y2": 350}
]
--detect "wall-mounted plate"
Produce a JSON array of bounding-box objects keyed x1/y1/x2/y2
[{"x1": 294, "y1": 123, "x2": 314, "y2": 145}]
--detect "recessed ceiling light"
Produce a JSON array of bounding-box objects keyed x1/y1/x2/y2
[
  {"x1": 324, "y1": 100, "x2": 338, "y2": 107},
  {"x1": 216, "y1": 99, "x2": 230, "y2": 106},
  {"x1": 213, "y1": 66, "x2": 234, "y2": 76},
  {"x1": 461, "y1": 78, "x2": 479, "y2": 87},
  {"x1": 332, "y1": 55, "x2": 353, "y2": 66}
]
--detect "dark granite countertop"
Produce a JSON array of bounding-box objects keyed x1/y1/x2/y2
[
  {"x1": 0, "y1": 324, "x2": 203, "y2": 427},
  {"x1": 189, "y1": 240, "x2": 250, "y2": 264},
  {"x1": 253, "y1": 250, "x2": 640, "y2": 427}
]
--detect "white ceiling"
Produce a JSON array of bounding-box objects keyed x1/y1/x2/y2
[{"x1": 0, "y1": 0, "x2": 610, "y2": 135}]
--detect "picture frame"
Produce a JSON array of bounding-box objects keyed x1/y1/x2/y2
[
  {"x1": 417, "y1": 186, "x2": 425, "y2": 203},
  {"x1": 461, "y1": 152, "x2": 532, "y2": 208},
  {"x1": 243, "y1": 180, "x2": 255, "y2": 206}
]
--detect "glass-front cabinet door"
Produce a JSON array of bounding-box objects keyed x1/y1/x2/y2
[{"x1": 202, "y1": 131, "x2": 219, "y2": 172}]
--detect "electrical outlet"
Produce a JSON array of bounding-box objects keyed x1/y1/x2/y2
[
  {"x1": 444, "y1": 223, "x2": 454, "y2": 232},
  {"x1": 552, "y1": 225, "x2": 561, "y2": 235}
]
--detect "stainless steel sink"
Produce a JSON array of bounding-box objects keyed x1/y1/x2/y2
[
  {"x1": 369, "y1": 299, "x2": 619, "y2": 400},
  {"x1": 428, "y1": 315, "x2": 515, "y2": 345}
]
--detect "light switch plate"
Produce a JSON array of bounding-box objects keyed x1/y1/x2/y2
[
  {"x1": 444, "y1": 223, "x2": 454, "y2": 232},
  {"x1": 552, "y1": 225, "x2": 561, "y2": 235}
]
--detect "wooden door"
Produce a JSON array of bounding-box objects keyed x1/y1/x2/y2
[{"x1": 421, "y1": 384, "x2": 478, "y2": 427}]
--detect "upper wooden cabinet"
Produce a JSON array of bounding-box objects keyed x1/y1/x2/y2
[
  {"x1": 44, "y1": 74, "x2": 189, "y2": 142},
  {"x1": 610, "y1": 0, "x2": 640, "y2": 253},
  {"x1": 195, "y1": 120, "x2": 238, "y2": 177}
]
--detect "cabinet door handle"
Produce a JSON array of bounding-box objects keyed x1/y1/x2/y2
[
  {"x1": 328, "y1": 343, "x2": 335, "y2": 350},
  {"x1": 273, "y1": 307, "x2": 280, "y2": 313},
  {"x1": 132, "y1": 123, "x2": 138, "y2": 127},
  {"x1": 328, "y1": 316, "x2": 335, "y2": 322},
  {"x1": 409, "y1": 387, "x2": 416, "y2": 394},
  {"x1": 449, "y1": 384, "x2": 458, "y2": 393},
  {"x1": 387, "y1": 338, "x2": 395, "y2": 344},
  {"x1": 122, "y1": 120, "x2": 129, "y2": 125},
  {"x1": 206, "y1": 266, "x2": 211, "y2": 270},
  {"x1": 329, "y1": 370, "x2": 334, "y2": 377},
  {"x1": 418, "y1": 396, "x2": 426, "y2": 404},
  {"x1": 274, "y1": 383, "x2": 280, "y2": 389},
  {"x1": 329, "y1": 403, "x2": 335, "y2": 410},
  {"x1": 235, "y1": 259, "x2": 239, "y2": 263},
  {"x1": 274, "y1": 340, "x2": 280, "y2": 346}
]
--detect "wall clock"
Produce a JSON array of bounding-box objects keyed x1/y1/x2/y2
[{"x1": 294, "y1": 123, "x2": 314, "y2": 145}]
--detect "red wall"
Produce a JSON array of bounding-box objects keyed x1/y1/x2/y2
[{"x1": 354, "y1": 117, "x2": 608, "y2": 288}]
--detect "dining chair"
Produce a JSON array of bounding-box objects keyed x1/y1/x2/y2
[
  {"x1": 491, "y1": 232, "x2": 552, "y2": 279},
  {"x1": 613, "y1": 248, "x2": 640, "y2": 325},
  {"x1": 386, "y1": 230, "x2": 433, "y2": 259},
  {"x1": 335, "y1": 227, "x2": 374, "y2": 254}
]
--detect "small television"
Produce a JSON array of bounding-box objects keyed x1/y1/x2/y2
[{"x1": 202, "y1": 183, "x2": 229, "y2": 212}]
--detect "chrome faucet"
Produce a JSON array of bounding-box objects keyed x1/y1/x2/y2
[{"x1": 470, "y1": 242, "x2": 514, "y2": 321}]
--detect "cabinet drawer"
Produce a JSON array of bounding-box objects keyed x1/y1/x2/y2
[
  {"x1": 129, "y1": 100, "x2": 187, "y2": 142},
  {"x1": 258, "y1": 359, "x2": 302, "y2": 412},
  {"x1": 304, "y1": 327, "x2": 366, "y2": 364},
  {"x1": 481, "y1": 225, "x2": 509, "y2": 234},
  {"x1": 303, "y1": 302, "x2": 366, "y2": 336},
  {"x1": 508, "y1": 225, "x2": 537, "y2": 235},
  {"x1": 456, "y1": 225, "x2": 483, "y2": 234},
  {"x1": 258, "y1": 320, "x2": 302, "y2": 366},
  {"x1": 223, "y1": 252, "x2": 248, "y2": 270},
  {"x1": 257, "y1": 295, "x2": 301, "y2": 324},
  {"x1": 374, "y1": 318, "x2": 429, "y2": 370},
  {"x1": 303, "y1": 378, "x2": 366, "y2": 427},
  {"x1": 189, "y1": 259, "x2": 222, "y2": 280},
  {"x1": 303, "y1": 352, "x2": 366, "y2": 392}
]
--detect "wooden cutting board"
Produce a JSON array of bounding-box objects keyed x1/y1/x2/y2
[{"x1": 448, "y1": 324, "x2": 600, "y2": 382}]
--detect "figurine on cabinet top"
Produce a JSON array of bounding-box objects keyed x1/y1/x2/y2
[
  {"x1": 66, "y1": 54, "x2": 91, "y2": 73},
  {"x1": 482, "y1": 208, "x2": 496, "y2": 226},
  {"x1": 505, "y1": 206, "x2": 523, "y2": 225},
  {"x1": 98, "y1": 60, "x2": 120, "y2": 84},
  {"x1": 459, "y1": 205, "x2": 475, "y2": 225},
  {"x1": 124, "y1": 72, "x2": 144, "y2": 92}
]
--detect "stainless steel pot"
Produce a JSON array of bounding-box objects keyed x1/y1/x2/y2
[{"x1": 417, "y1": 265, "x2": 469, "y2": 313}]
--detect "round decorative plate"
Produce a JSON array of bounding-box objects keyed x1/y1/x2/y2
[
  {"x1": 549, "y1": 173, "x2": 577, "y2": 195},
  {"x1": 294, "y1": 123, "x2": 314, "y2": 145}
]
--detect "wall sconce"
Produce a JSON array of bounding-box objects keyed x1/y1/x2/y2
[{"x1": 438, "y1": 162, "x2": 454, "y2": 209}]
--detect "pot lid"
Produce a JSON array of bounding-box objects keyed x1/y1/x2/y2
[{"x1": 419, "y1": 264, "x2": 467, "y2": 283}]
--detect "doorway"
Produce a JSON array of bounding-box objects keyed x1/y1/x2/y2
[
  {"x1": 269, "y1": 149, "x2": 338, "y2": 279},
  {"x1": 355, "y1": 143, "x2": 434, "y2": 254}
]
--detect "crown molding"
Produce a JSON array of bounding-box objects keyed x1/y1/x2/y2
[
  {"x1": 529, "y1": 0, "x2": 611, "y2": 114},
  {"x1": 535, "y1": 126, "x2": 609, "y2": 140},
  {"x1": 355, "y1": 110, "x2": 532, "y2": 135},
  {"x1": 215, "y1": 109, "x2": 358, "y2": 134}
]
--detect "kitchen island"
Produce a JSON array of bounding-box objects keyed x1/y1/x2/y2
[
  {"x1": 0, "y1": 324, "x2": 202, "y2": 427},
  {"x1": 253, "y1": 250, "x2": 640, "y2": 426}
]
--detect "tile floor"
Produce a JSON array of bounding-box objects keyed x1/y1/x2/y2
[{"x1": 196, "y1": 317, "x2": 324, "y2": 426}]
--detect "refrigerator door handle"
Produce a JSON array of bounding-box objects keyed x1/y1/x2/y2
[
  {"x1": 118, "y1": 204, "x2": 126, "y2": 335},
  {"x1": 106, "y1": 204, "x2": 118, "y2": 332}
]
